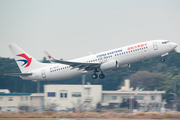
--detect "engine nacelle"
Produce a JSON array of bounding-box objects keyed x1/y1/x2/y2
[
  {"x1": 112, "y1": 64, "x2": 131, "y2": 71},
  {"x1": 100, "y1": 60, "x2": 118, "y2": 71}
]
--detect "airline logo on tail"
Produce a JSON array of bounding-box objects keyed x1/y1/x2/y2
[
  {"x1": 48, "y1": 55, "x2": 51, "y2": 59},
  {"x1": 16, "y1": 53, "x2": 32, "y2": 68}
]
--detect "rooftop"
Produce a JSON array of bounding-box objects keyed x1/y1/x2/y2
[
  {"x1": 102, "y1": 91, "x2": 165, "y2": 94},
  {"x1": 0, "y1": 93, "x2": 31, "y2": 96}
]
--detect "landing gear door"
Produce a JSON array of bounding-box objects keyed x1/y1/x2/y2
[
  {"x1": 41, "y1": 70, "x2": 46, "y2": 78},
  {"x1": 153, "y1": 42, "x2": 158, "y2": 50}
]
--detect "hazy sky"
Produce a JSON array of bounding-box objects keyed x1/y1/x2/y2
[{"x1": 0, "y1": 0, "x2": 180, "y2": 60}]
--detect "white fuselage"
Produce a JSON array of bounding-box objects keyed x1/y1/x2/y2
[{"x1": 21, "y1": 40, "x2": 177, "y2": 81}]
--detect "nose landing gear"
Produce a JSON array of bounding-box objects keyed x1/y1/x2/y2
[
  {"x1": 161, "y1": 56, "x2": 165, "y2": 62},
  {"x1": 161, "y1": 53, "x2": 168, "y2": 62},
  {"x1": 161, "y1": 58, "x2": 165, "y2": 62}
]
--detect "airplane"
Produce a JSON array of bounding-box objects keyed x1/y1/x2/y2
[{"x1": 4, "y1": 40, "x2": 177, "y2": 81}]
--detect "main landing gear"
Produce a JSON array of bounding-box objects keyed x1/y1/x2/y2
[
  {"x1": 92, "y1": 72, "x2": 105, "y2": 79},
  {"x1": 92, "y1": 73, "x2": 98, "y2": 79}
]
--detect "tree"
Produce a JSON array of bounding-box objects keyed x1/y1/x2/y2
[
  {"x1": 42, "y1": 57, "x2": 50, "y2": 63},
  {"x1": 129, "y1": 71, "x2": 166, "y2": 90},
  {"x1": 119, "y1": 98, "x2": 127, "y2": 108},
  {"x1": 71, "y1": 99, "x2": 89, "y2": 112},
  {"x1": 18, "y1": 105, "x2": 30, "y2": 112},
  {"x1": 96, "y1": 102, "x2": 102, "y2": 112},
  {"x1": 45, "y1": 102, "x2": 59, "y2": 111}
]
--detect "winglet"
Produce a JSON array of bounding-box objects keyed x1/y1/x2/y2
[{"x1": 44, "y1": 51, "x2": 55, "y2": 61}]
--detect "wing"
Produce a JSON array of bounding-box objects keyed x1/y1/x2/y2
[{"x1": 44, "y1": 51, "x2": 100, "y2": 71}]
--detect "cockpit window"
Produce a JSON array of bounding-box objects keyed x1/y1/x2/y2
[{"x1": 162, "y1": 41, "x2": 169, "y2": 44}]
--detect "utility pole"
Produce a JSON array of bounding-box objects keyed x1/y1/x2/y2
[
  {"x1": 82, "y1": 75, "x2": 85, "y2": 85},
  {"x1": 173, "y1": 82, "x2": 177, "y2": 111},
  {"x1": 174, "y1": 82, "x2": 176, "y2": 95},
  {"x1": 37, "y1": 81, "x2": 40, "y2": 93},
  {"x1": 169, "y1": 93, "x2": 177, "y2": 111}
]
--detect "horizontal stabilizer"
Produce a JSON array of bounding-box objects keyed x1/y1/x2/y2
[{"x1": 4, "y1": 73, "x2": 32, "y2": 77}]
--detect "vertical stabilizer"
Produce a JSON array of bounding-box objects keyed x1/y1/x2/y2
[{"x1": 8, "y1": 43, "x2": 46, "y2": 73}]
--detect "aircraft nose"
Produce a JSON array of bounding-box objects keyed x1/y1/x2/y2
[{"x1": 171, "y1": 42, "x2": 178, "y2": 48}]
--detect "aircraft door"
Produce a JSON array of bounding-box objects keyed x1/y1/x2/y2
[
  {"x1": 41, "y1": 70, "x2": 46, "y2": 78},
  {"x1": 141, "y1": 48, "x2": 147, "y2": 60},
  {"x1": 153, "y1": 42, "x2": 158, "y2": 50}
]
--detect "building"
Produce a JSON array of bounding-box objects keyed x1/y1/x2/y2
[
  {"x1": 101, "y1": 79, "x2": 166, "y2": 111},
  {"x1": 0, "y1": 80, "x2": 166, "y2": 112},
  {"x1": 44, "y1": 84, "x2": 102, "y2": 111},
  {"x1": 0, "y1": 93, "x2": 31, "y2": 112},
  {"x1": 0, "y1": 93, "x2": 44, "y2": 112},
  {"x1": 102, "y1": 90, "x2": 165, "y2": 111},
  {"x1": 0, "y1": 89, "x2": 10, "y2": 94},
  {"x1": 30, "y1": 93, "x2": 44, "y2": 111}
]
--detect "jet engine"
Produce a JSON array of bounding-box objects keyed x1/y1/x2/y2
[
  {"x1": 100, "y1": 60, "x2": 118, "y2": 71},
  {"x1": 112, "y1": 64, "x2": 131, "y2": 71},
  {"x1": 100, "y1": 60, "x2": 130, "y2": 71}
]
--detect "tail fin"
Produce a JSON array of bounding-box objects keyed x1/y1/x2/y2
[{"x1": 8, "y1": 43, "x2": 45, "y2": 73}]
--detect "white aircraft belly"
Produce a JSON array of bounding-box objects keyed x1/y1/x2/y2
[{"x1": 46, "y1": 68, "x2": 85, "y2": 81}]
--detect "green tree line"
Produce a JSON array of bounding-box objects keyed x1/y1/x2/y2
[{"x1": 0, "y1": 51, "x2": 180, "y2": 101}]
